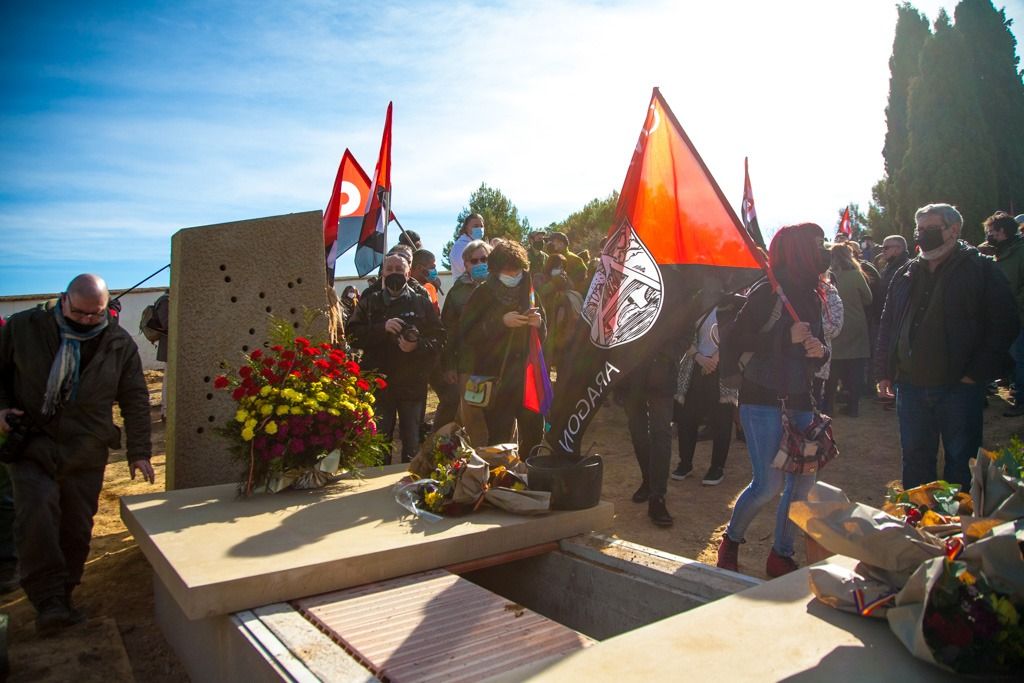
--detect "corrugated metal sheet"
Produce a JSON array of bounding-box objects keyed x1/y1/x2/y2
[{"x1": 295, "y1": 569, "x2": 593, "y2": 682}]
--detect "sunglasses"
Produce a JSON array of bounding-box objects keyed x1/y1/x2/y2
[{"x1": 467, "y1": 256, "x2": 488, "y2": 264}]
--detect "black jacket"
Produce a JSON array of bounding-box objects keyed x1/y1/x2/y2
[
  {"x1": 460, "y1": 276, "x2": 546, "y2": 379},
  {"x1": 874, "y1": 242, "x2": 1018, "y2": 384},
  {"x1": 0, "y1": 307, "x2": 151, "y2": 466},
  {"x1": 347, "y1": 286, "x2": 443, "y2": 398}
]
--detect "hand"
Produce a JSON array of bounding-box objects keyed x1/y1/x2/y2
[
  {"x1": 502, "y1": 311, "x2": 528, "y2": 328},
  {"x1": 130, "y1": 459, "x2": 156, "y2": 484},
  {"x1": 877, "y1": 379, "x2": 895, "y2": 400},
  {"x1": 526, "y1": 310, "x2": 542, "y2": 328},
  {"x1": 397, "y1": 336, "x2": 419, "y2": 353},
  {"x1": 695, "y1": 354, "x2": 718, "y2": 374},
  {"x1": 0, "y1": 408, "x2": 24, "y2": 434},
  {"x1": 384, "y1": 318, "x2": 404, "y2": 335},
  {"x1": 802, "y1": 337, "x2": 825, "y2": 358},
  {"x1": 790, "y1": 322, "x2": 812, "y2": 344},
  {"x1": 442, "y1": 370, "x2": 458, "y2": 385},
  {"x1": 960, "y1": 376, "x2": 976, "y2": 385}
]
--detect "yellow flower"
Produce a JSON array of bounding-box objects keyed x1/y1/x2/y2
[
  {"x1": 260, "y1": 385, "x2": 273, "y2": 397},
  {"x1": 276, "y1": 404, "x2": 290, "y2": 416},
  {"x1": 959, "y1": 569, "x2": 977, "y2": 586},
  {"x1": 235, "y1": 409, "x2": 249, "y2": 423},
  {"x1": 365, "y1": 393, "x2": 375, "y2": 405},
  {"x1": 316, "y1": 391, "x2": 329, "y2": 403},
  {"x1": 992, "y1": 595, "x2": 1019, "y2": 626},
  {"x1": 264, "y1": 421, "x2": 278, "y2": 435},
  {"x1": 327, "y1": 408, "x2": 340, "y2": 416},
  {"x1": 245, "y1": 418, "x2": 257, "y2": 430},
  {"x1": 310, "y1": 382, "x2": 323, "y2": 392},
  {"x1": 259, "y1": 403, "x2": 274, "y2": 416},
  {"x1": 290, "y1": 406, "x2": 303, "y2": 415},
  {"x1": 424, "y1": 491, "x2": 441, "y2": 508},
  {"x1": 241, "y1": 426, "x2": 255, "y2": 441},
  {"x1": 365, "y1": 406, "x2": 374, "y2": 418},
  {"x1": 282, "y1": 388, "x2": 301, "y2": 403},
  {"x1": 346, "y1": 386, "x2": 356, "y2": 396}
]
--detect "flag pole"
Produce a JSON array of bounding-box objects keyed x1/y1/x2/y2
[{"x1": 112, "y1": 264, "x2": 170, "y2": 301}]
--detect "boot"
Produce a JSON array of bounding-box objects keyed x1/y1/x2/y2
[
  {"x1": 766, "y1": 548, "x2": 799, "y2": 578},
  {"x1": 647, "y1": 495, "x2": 673, "y2": 527},
  {"x1": 631, "y1": 481, "x2": 650, "y2": 503},
  {"x1": 716, "y1": 535, "x2": 740, "y2": 571}
]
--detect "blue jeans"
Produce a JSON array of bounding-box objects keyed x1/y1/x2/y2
[
  {"x1": 895, "y1": 382, "x2": 983, "y2": 489},
  {"x1": 726, "y1": 404, "x2": 816, "y2": 558}
]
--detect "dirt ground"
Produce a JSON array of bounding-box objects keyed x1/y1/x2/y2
[{"x1": 2, "y1": 370, "x2": 1021, "y2": 681}]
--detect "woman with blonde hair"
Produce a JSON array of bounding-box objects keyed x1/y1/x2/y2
[{"x1": 825, "y1": 243, "x2": 872, "y2": 417}]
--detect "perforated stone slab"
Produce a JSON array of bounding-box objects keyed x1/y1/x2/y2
[{"x1": 165, "y1": 210, "x2": 328, "y2": 489}]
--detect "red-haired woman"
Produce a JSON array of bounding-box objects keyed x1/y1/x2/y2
[{"x1": 717, "y1": 223, "x2": 831, "y2": 577}]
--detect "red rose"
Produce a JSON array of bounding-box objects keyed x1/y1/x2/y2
[
  {"x1": 357, "y1": 379, "x2": 370, "y2": 391},
  {"x1": 214, "y1": 375, "x2": 229, "y2": 389},
  {"x1": 239, "y1": 366, "x2": 252, "y2": 379},
  {"x1": 250, "y1": 349, "x2": 263, "y2": 360},
  {"x1": 294, "y1": 337, "x2": 310, "y2": 347},
  {"x1": 281, "y1": 350, "x2": 296, "y2": 361},
  {"x1": 231, "y1": 386, "x2": 246, "y2": 401},
  {"x1": 374, "y1": 377, "x2": 387, "y2": 389}
]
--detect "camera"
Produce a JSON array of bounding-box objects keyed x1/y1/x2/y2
[
  {"x1": 399, "y1": 322, "x2": 421, "y2": 344},
  {"x1": 0, "y1": 412, "x2": 32, "y2": 464}
]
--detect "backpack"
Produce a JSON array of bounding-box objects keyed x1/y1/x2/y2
[{"x1": 140, "y1": 295, "x2": 168, "y2": 343}]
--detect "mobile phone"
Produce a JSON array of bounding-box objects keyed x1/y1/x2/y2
[{"x1": 525, "y1": 307, "x2": 541, "y2": 315}]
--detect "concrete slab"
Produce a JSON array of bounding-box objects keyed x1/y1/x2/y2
[
  {"x1": 166, "y1": 210, "x2": 329, "y2": 490},
  {"x1": 6, "y1": 617, "x2": 134, "y2": 682},
  {"x1": 122, "y1": 465, "x2": 614, "y2": 620},
  {"x1": 484, "y1": 555, "x2": 962, "y2": 683}
]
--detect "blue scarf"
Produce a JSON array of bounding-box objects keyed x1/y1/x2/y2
[{"x1": 42, "y1": 301, "x2": 108, "y2": 416}]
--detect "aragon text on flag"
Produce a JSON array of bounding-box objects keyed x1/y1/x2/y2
[{"x1": 544, "y1": 87, "x2": 764, "y2": 458}]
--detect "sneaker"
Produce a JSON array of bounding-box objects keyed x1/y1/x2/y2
[
  {"x1": 716, "y1": 535, "x2": 740, "y2": 571},
  {"x1": 35, "y1": 596, "x2": 84, "y2": 636},
  {"x1": 1004, "y1": 402, "x2": 1024, "y2": 417},
  {"x1": 670, "y1": 466, "x2": 693, "y2": 481},
  {"x1": 702, "y1": 468, "x2": 725, "y2": 486},
  {"x1": 631, "y1": 483, "x2": 650, "y2": 504},
  {"x1": 647, "y1": 495, "x2": 673, "y2": 527},
  {"x1": 766, "y1": 549, "x2": 799, "y2": 578}
]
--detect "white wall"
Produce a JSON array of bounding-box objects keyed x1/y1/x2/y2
[{"x1": 0, "y1": 273, "x2": 455, "y2": 371}]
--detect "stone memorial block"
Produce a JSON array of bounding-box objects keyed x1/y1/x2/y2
[{"x1": 166, "y1": 211, "x2": 329, "y2": 490}]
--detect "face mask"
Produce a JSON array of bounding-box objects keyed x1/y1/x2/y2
[
  {"x1": 346, "y1": 292, "x2": 357, "y2": 300},
  {"x1": 816, "y1": 249, "x2": 832, "y2": 274},
  {"x1": 550, "y1": 268, "x2": 563, "y2": 276},
  {"x1": 531, "y1": 241, "x2": 544, "y2": 250},
  {"x1": 384, "y1": 273, "x2": 407, "y2": 293},
  {"x1": 66, "y1": 318, "x2": 103, "y2": 333},
  {"x1": 427, "y1": 268, "x2": 438, "y2": 280},
  {"x1": 470, "y1": 227, "x2": 484, "y2": 240},
  {"x1": 470, "y1": 263, "x2": 489, "y2": 280},
  {"x1": 916, "y1": 227, "x2": 952, "y2": 260},
  {"x1": 498, "y1": 272, "x2": 523, "y2": 288}
]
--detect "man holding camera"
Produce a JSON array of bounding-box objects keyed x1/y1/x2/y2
[
  {"x1": 348, "y1": 255, "x2": 443, "y2": 463},
  {"x1": 0, "y1": 274, "x2": 154, "y2": 635}
]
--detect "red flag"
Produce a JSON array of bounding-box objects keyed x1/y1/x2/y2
[
  {"x1": 838, "y1": 207, "x2": 852, "y2": 237},
  {"x1": 523, "y1": 288, "x2": 554, "y2": 416},
  {"x1": 741, "y1": 157, "x2": 766, "y2": 249},
  {"x1": 324, "y1": 149, "x2": 372, "y2": 271},
  {"x1": 355, "y1": 103, "x2": 393, "y2": 277},
  {"x1": 547, "y1": 88, "x2": 763, "y2": 456}
]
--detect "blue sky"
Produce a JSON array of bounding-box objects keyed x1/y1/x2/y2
[{"x1": 2, "y1": 0, "x2": 1022, "y2": 295}]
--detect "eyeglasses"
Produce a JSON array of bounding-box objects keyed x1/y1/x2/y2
[
  {"x1": 65, "y1": 298, "x2": 107, "y2": 320},
  {"x1": 467, "y1": 256, "x2": 488, "y2": 264}
]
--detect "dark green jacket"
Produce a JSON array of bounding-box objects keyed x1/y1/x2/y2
[{"x1": 0, "y1": 307, "x2": 152, "y2": 466}]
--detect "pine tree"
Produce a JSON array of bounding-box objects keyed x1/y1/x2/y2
[
  {"x1": 545, "y1": 191, "x2": 619, "y2": 258},
  {"x1": 900, "y1": 9, "x2": 999, "y2": 244},
  {"x1": 441, "y1": 183, "x2": 530, "y2": 268},
  {"x1": 954, "y1": 0, "x2": 1024, "y2": 215}
]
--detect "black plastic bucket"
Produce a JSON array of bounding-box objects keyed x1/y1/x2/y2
[{"x1": 526, "y1": 455, "x2": 603, "y2": 510}]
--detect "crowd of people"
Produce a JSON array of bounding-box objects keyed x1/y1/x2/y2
[{"x1": 2, "y1": 202, "x2": 1022, "y2": 637}]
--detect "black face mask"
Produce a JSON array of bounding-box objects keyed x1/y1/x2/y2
[
  {"x1": 384, "y1": 273, "x2": 407, "y2": 293},
  {"x1": 916, "y1": 228, "x2": 946, "y2": 253},
  {"x1": 66, "y1": 318, "x2": 103, "y2": 333},
  {"x1": 817, "y1": 248, "x2": 832, "y2": 274}
]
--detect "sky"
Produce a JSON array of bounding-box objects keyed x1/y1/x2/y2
[{"x1": 2, "y1": 0, "x2": 1022, "y2": 296}]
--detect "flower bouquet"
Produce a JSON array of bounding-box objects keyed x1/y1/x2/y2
[
  {"x1": 394, "y1": 423, "x2": 550, "y2": 521},
  {"x1": 788, "y1": 447, "x2": 1024, "y2": 675},
  {"x1": 214, "y1": 319, "x2": 387, "y2": 495}
]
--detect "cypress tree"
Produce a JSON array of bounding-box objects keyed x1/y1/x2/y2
[
  {"x1": 954, "y1": 0, "x2": 1024, "y2": 215},
  {"x1": 899, "y1": 10, "x2": 999, "y2": 244}
]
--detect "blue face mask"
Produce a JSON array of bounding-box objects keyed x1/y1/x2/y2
[
  {"x1": 470, "y1": 263, "x2": 489, "y2": 280},
  {"x1": 498, "y1": 271, "x2": 523, "y2": 288},
  {"x1": 427, "y1": 268, "x2": 438, "y2": 280},
  {"x1": 470, "y1": 226, "x2": 484, "y2": 240}
]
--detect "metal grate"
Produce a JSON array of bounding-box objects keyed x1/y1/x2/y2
[{"x1": 295, "y1": 569, "x2": 593, "y2": 682}]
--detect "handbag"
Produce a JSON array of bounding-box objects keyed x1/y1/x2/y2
[
  {"x1": 772, "y1": 406, "x2": 839, "y2": 475},
  {"x1": 463, "y1": 334, "x2": 515, "y2": 408}
]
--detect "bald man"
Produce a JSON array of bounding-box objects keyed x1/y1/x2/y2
[{"x1": 0, "y1": 273, "x2": 154, "y2": 635}]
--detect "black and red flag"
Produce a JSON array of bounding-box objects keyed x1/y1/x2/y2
[
  {"x1": 355, "y1": 102, "x2": 393, "y2": 277},
  {"x1": 324, "y1": 148, "x2": 372, "y2": 281},
  {"x1": 546, "y1": 88, "x2": 764, "y2": 457},
  {"x1": 741, "y1": 156, "x2": 766, "y2": 249}
]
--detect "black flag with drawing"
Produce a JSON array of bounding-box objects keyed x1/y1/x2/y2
[{"x1": 546, "y1": 88, "x2": 764, "y2": 458}]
